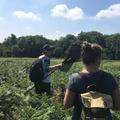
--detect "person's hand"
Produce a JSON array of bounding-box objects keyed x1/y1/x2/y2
[
  {"x1": 56, "y1": 63, "x2": 63, "y2": 69},
  {"x1": 49, "y1": 63, "x2": 63, "y2": 70}
]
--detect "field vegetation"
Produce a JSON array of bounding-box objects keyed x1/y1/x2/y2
[{"x1": 0, "y1": 58, "x2": 120, "y2": 120}]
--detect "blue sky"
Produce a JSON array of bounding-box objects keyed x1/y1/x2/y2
[{"x1": 0, "y1": 0, "x2": 120, "y2": 42}]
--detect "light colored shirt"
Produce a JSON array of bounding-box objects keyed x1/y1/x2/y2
[{"x1": 38, "y1": 54, "x2": 50, "y2": 83}]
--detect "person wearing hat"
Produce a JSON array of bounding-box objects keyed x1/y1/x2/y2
[{"x1": 34, "y1": 44, "x2": 62, "y2": 95}]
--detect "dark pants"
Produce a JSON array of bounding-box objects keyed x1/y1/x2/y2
[
  {"x1": 72, "y1": 106, "x2": 81, "y2": 120},
  {"x1": 34, "y1": 82, "x2": 50, "y2": 95}
]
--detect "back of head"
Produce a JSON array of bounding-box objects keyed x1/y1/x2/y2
[{"x1": 81, "y1": 41, "x2": 102, "y2": 65}]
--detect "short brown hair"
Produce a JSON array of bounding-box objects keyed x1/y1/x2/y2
[{"x1": 81, "y1": 41, "x2": 102, "y2": 65}]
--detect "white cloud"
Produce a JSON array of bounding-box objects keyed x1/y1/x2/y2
[
  {"x1": 51, "y1": 4, "x2": 84, "y2": 20},
  {"x1": 65, "y1": 7, "x2": 84, "y2": 20},
  {"x1": 96, "y1": 3, "x2": 120, "y2": 19},
  {"x1": 51, "y1": 4, "x2": 68, "y2": 17},
  {"x1": 13, "y1": 11, "x2": 41, "y2": 21}
]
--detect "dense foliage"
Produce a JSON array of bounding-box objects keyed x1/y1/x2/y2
[
  {"x1": 0, "y1": 58, "x2": 120, "y2": 120},
  {"x1": 0, "y1": 31, "x2": 120, "y2": 59}
]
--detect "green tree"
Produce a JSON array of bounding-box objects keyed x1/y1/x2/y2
[
  {"x1": 77, "y1": 31, "x2": 106, "y2": 47},
  {"x1": 105, "y1": 34, "x2": 120, "y2": 60},
  {"x1": 3, "y1": 34, "x2": 17, "y2": 47}
]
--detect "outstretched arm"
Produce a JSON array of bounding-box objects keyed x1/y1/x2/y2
[{"x1": 49, "y1": 63, "x2": 62, "y2": 71}]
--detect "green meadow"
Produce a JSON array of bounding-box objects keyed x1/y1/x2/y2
[{"x1": 0, "y1": 58, "x2": 120, "y2": 120}]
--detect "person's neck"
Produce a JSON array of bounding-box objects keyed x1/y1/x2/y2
[
  {"x1": 43, "y1": 53, "x2": 48, "y2": 57},
  {"x1": 82, "y1": 65, "x2": 100, "y2": 73}
]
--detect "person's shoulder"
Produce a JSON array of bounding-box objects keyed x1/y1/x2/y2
[
  {"x1": 100, "y1": 70, "x2": 112, "y2": 76},
  {"x1": 100, "y1": 70, "x2": 118, "y2": 90},
  {"x1": 38, "y1": 55, "x2": 45, "y2": 59},
  {"x1": 100, "y1": 70, "x2": 114, "y2": 79},
  {"x1": 68, "y1": 73, "x2": 82, "y2": 90},
  {"x1": 69, "y1": 73, "x2": 82, "y2": 82}
]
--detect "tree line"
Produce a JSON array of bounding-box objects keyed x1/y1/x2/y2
[{"x1": 0, "y1": 31, "x2": 120, "y2": 60}]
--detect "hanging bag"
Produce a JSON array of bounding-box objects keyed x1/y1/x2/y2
[
  {"x1": 81, "y1": 91, "x2": 113, "y2": 109},
  {"x1": 80, "y1": 72, "x2": 113, "y2": 119}
]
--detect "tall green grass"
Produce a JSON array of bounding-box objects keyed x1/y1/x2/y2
[{"x1": 0, "y1": 58, "x2": 120, "y2": 120}]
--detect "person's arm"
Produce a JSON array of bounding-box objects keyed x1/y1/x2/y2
[
  {"x1": 64, "y1": 88, "x2": 76, "y2": 108},
  {"x1": 113, "y1": 88, "x2": 120, "y2": 110},
  {"x1": 49, "y1": 63, "x2": 62, "y2": 70}
]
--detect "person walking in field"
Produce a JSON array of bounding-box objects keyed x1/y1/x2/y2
[
  {"x1": 64, "y1": 41, "x2": 120, "y2": 120},
  {"x1": 32, "y1": 44, "x2": 62, "y2": 95}
]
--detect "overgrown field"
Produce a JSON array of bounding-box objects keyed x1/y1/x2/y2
[{"x1": 0, "y1": 58, "x2": 120, "y2": 120}]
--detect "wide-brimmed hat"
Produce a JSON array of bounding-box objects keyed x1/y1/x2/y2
[{"x1": 42, "y1": 44, "x2": 54, "y2": 52}]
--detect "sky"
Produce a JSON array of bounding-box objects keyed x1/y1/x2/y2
[{"x1": 0, "y1": 0, "x2": 120, "y2": 42}]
